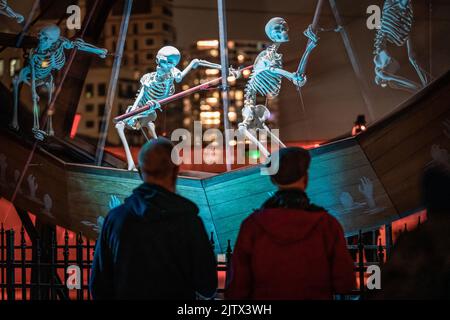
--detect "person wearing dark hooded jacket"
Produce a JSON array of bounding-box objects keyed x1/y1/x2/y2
[
  {"x1": 90, "y1": 138, "x2": 217, "y2": 300},
  {"x1": 225, "y1": 147, "x2": 355, "y2": 300}
]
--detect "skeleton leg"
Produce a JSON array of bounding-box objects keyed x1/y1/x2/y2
[
  {"x1": 115, "y1": 121, "x2": 136, "y2": 171},
  {"x1": 238, "y1": 106, "x2": 270, "y2": 158},
  {"x1": 146, "y1": 121, "x2": 157, "y2": 139},
  {"x1": 407, "y1": 39, "x2": 428, "y2": 87},
  {"x1": 238, "y1": 125, "x2": 270, "y2": 158},
  {"x1": 11, "y1": 76, "x2": 21, "y2": 130},
  {"x1": 262, "y1": 123, "x2": 286, "y2": 148},
  {"x1": 45, "y1": 77, "x2": 55, "y2": 136}
]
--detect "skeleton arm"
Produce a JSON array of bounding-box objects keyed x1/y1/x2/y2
[
  {"x1": 64, "y1": 38, "x2": 107, "y2": 58},
  {"x1": 268, "y1": 67, "x2": 306, "y2": 87},
  {"x1": 0, "y1": 0, "x2": 24, "y2": 23},
  {"x1": 176, "y1": 59, "x2": 240, "y2": 82}
]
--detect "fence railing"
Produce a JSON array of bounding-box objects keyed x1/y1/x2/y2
[{"x1": 0, "y1": 222, "x2": 404, "y2": 300}]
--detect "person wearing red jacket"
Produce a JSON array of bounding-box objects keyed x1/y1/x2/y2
[{"x1": 225, "y1": 147, "x2": 355, "y2": 300}]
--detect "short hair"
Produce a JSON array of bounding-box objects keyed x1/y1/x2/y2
[
  {"x1": 421, "y1": 164, "x2": 450, "y2": 217},
  {"x1": 138, "y1": 137, "x2": 178, "y2": 179},
  {"x1": 269, "y1": 147, "x2": 311, "y2": 185}
]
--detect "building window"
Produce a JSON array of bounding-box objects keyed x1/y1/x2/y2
[
  {"x1": 145, "y1": 22, "x2": 153, "y2": 30},
  {"x1": 86, "y1": 120, "x2": 95, "y2": 129},
  {"x1": 162, "y1": 23, "x2": 171, "y2": 32},
  {"x1": 0, "y1": 59, "x2": 4, "y2": 77},
  {"x1": 162, "y1": 6, "x2": 173, "y2": 17},
  {"x1": 134, "y1": 54, "x2": 139, "y2": 65},
  {"x1": 133, "y1": 24, "x2": 138, "y2": 34},
  {"x1": 133, "y1": 39, "x2": 139, "y2": 50},
  {"x1": 146, "y1": 38, "x2": 154, "y2": 46},
  {"x1": 98, "y1": 83, "x2": 106, "y2": 97},
  {"x1": 98, "y1": 104, "x2": 106, "y2": 117},
  {"x1": 85, "y1": 104, "x2": 94, "y2": 112},
  {"x1": 146, "y1": 53, "x2": 154, "y2": 61},
  {"x1": 85, "y1": 84, "x2": 94, "y2": 98},
  {"x1": 9, "y1": 58, "x2": 20, "y2": 77},
  {"x1": 111, "y1": 25, "x2": 116, "y2": 36},
  {"x1": 163, "y1": 39, "x2": 170, "y2": 45}
]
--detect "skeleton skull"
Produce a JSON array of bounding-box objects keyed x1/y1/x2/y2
[
  {"x1": 156, "y1": 46, "x2": 181, "y2": 72},
  {"x1": 265, "y1": 17, "x2": 289, "y2": 43},
  {"x1": 38, "y1": 25, "x2": 61, "y2": 51}
]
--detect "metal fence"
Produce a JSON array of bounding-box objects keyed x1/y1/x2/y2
[{"x1": 0, "y1": 223, "x2": 398, "y2": 301}]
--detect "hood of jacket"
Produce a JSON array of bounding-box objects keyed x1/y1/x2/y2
[
  {"x1": 251, "y1": 189, "x2": 328, "y2": 244},
  {"x1": 123, "y1": 183, "x2": 199, "y2": 221}
]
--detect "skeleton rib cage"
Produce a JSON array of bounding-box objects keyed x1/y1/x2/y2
[
  {"x1": 124, "y1": 71, "x2": 176, "y2": 129},
  {"x1": 374, "y1": 1, "x2": 413, "y2": 54},
  {"x1": 244, "y1": 45, "x2": 283, "y2": 107}
]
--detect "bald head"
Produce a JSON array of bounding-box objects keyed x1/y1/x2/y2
[{"x1": 138, "y1": 138, "x2": 179, "y2": 190}]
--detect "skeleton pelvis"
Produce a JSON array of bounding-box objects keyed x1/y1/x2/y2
[
  {"x1": 242, "y1": 104, "x2": 271, "y2": 129},
  {"x1": 125, "y1": 111, "x2": 157, "y2": 130}
]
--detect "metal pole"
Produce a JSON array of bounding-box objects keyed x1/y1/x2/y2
[
  {"x1": 217, "y1": 0, "x2": 232, "y2": 172},
  {"x1": 95, "y1": 0, "x2": 133, "y2": 166}
]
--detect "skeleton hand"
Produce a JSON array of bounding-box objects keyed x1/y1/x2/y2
[
  {"x1": 229, "y1": 66, "x2": 242, "y2": 79},
  {"x1": 358, "y1": 177, "x2": 375, "y2": 208},
  {"x1": 98, "y1": 49, "x2": 107, "y2": 59},
  {"x1": 15, "y1": 14, "x2": 24, "y2": 23},
  {"x1": 431, "y1": 144, "x2": 449, "y2": 165},
  {"x1": 27, "y1": 174, "x2": 38, "y2": 198},
  {"x1": 304, "y1": 24, "x2": 319, "y2": 44},
  {"x1": 148, "y1": 100, "x2": 162, "y2": 112},
  {"x1": 292, "y1": 72, "x2": 306, "y2": 87},
  {"x1": 108, "y1": 195, "x2": 121, "y2": 210}
]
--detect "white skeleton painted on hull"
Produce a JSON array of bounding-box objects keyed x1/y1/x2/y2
[
  {"x1": 238, "y1": 17, "x2": 319, "y2": 157},
  {"x1": 373, "y1": 0, "x2": 428, "y2": 91},
  {"x1": 0, "y1": 0, "x2": 24, "y2": 23},
  {"x1": 116, "y1": 46, "x2": 239, "y2": 171},
  {"x1": 11, "y1": 24, "x2": 107, "y2": 140}
]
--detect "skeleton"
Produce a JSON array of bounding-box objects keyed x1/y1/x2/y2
[
  {"x1": 11, "y1": 24, "x2": 107, "y2": 140},
  {"x1": 116, "y1": 45, "x2": 239, "y2": 170},
  {"x1": 373, "y1": 0, "x2": 428, "y2": 91},
  {"x1": 0, "y1": 0, "x2": 24, "y2": 23},
  {"x1": 238, "y1": 18, "x2": 318, "y2": 157}
]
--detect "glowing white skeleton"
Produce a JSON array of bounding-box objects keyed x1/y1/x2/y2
[
  {"x1": 373, "y1": 0, "x2": 428, "y2": 91},
  {"x1": 0, "y1": 0, "x2": 24, "y2": 23},
  {"x1": 238, "y1": 18, "x2": 318, "y2": 157},
  {"x1": 116, "y1": 46, "x2": 238, "y2": 171},
  {"x1": 11, "y1": 25, "x2": 107, "y2": 140}
]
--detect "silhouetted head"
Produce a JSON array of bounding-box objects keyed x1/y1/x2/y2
[
  {"x1": 265, "y1": 17, "x2": 289, "y2": 43},
  {"x1": 138, "y1": 137, "x2": 179, "y2": 191},
  {"x1": 269, "y1": 147, "x2": 311, "y2": 191},
  {"x1": 422, "y1": 164, "x2": 450, "y2": 220}
]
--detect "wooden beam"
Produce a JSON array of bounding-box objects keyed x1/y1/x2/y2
[{"x1": 0, "y1": 32, "x2": 37, "y2": 49}]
